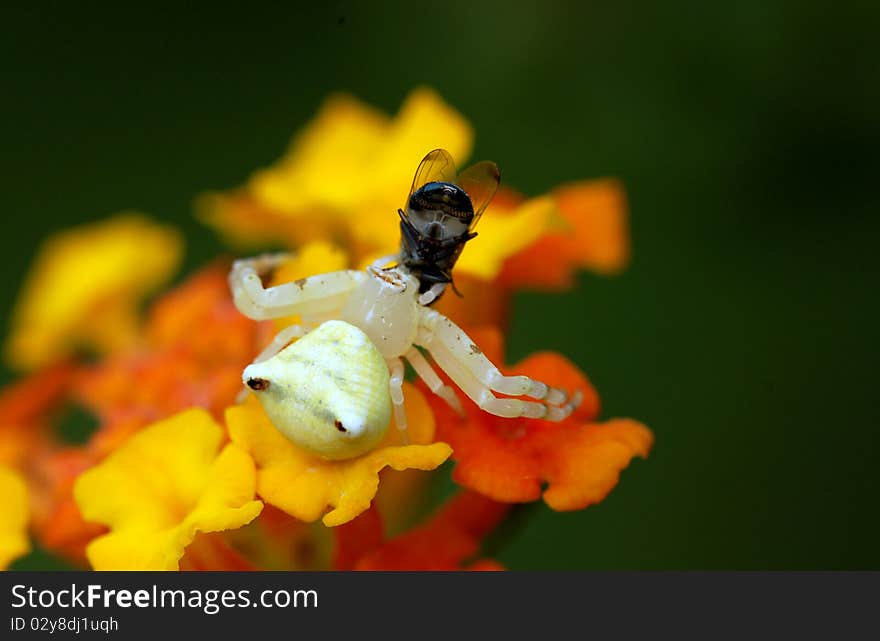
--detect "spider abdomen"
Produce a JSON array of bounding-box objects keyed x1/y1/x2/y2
[{"x1": 242, "y1": 320, "x2": 391, "y2": 460}]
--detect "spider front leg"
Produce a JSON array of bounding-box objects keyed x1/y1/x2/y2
[
  {"x1": 416, "y1": 308, "x2": 582, "y2": 422},
  {"x1": 230, "y1": 253, "x2": 365, "y2": 321}
]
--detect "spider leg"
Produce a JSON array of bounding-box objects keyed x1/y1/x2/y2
[
  {"x1": 417, "y1": 329, "x2": 581, "y2": 421},
  {"x1": 416, "y1": 308, "x2": 582, "y2": 422},
  {"x1": 387, "y1": 357, "x2": 409, "y2": 444},
  {"x1": 404, "y1": 347, "x2": 464, "y2": 416},
  {"x1": 229, "y1": 254, "x2": 364, "y2": 321},
  {"x1": 253, "y1": 324, "x2": 311, "y2": 363}
]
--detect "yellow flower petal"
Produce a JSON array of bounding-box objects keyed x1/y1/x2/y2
[
  {"x1": 6, "y1": 213, "x2": 182, "y2": 371},
  {"x1": 270, "y1": 241, "x2": 349, "y2": 285},
  {"x1": 252, "y1": 94, "x2": 390, "y2": 213},
  {"x1": 368, "y1": 86, "x2": 473, "y2": 203},
  {"x1": 456, "y1": 195, "x2": 562, "y2": 280},
  {"x1": 74, "y1": 408, "x2": 262, "y2": 570},
  {"x1": 199, "y1": 87, "x2": 472, "y2": 256},
  {"x1": 227, "y1": 384, "x2": 451, "y2": 527},
  {"x1": 0, "y1": 465, "x2": 30, "y2": 569}
]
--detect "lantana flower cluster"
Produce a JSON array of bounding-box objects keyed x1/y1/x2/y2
[{"x1": 0, "y1": 88, "x2": 652, "y2": 570}]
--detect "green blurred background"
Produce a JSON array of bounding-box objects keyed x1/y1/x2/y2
[{"x1": 3, "y1": 2, "x2": 878, "y2": 569}]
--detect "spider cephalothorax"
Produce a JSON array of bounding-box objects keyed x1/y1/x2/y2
[{"x1": 230, "y1": 150, "x2": 581, "y2": 461}]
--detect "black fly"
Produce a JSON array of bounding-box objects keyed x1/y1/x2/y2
[{"x1": 398, "y1": 149, "x2": 501, "y2": 300}]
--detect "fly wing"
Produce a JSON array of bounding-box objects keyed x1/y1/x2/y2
[
  {"x1": 407, "y1": 149, "x2": 458, "y2": 206},
  {"x1": 455, "y1": 160, "x2": 501, "y2": 228}
]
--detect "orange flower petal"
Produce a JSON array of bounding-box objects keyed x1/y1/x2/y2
[
  {"x1": 535, "y1": 418, "x2": 653, "y2": 511},
  {"x1": 75, "y1": 263, "x2": 261, "y2": 425},
  {"x1": 557, "y1": 179, "x2": 630, "y2": 274},
  {"x1": 0, "y1": 362, "x2": 73, "y2": 424},
  {"x1": 425, "y1": 338, "x2": 652, "y2": 510},
  {"x1": 147, "y1": 262, "x2": 260, "y2": 363},
  {"x1": 30, "y1": 448, "x2": 105, "y2": 566},
  {"x1": 500, "y1": 179, "x2": 629, "y2": 289},
  {"x1": 0, "y1": 362, "x2": 72, "y2": 468},
  {"x1": 432, "y1": 275, "x2": 512, "y2": 331}
]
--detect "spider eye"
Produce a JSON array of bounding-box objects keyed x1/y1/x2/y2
[{"x1": 246, "y1": 377, "x2": 270, "y2": 391}]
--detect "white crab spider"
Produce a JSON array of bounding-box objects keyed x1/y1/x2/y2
[{"x1": 231, "y1": 253, "x2": 582, "y2": 460}]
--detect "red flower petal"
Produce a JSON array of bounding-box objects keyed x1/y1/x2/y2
[
  {"x1": 354, "y1": 491, "x2": 509, "y2": 571},
  {"x1": 333, "y1": 505, "x2": 383, "y2": 571}
]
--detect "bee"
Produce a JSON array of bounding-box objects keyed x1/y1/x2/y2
[{"x1": 397, "y1": 149, "x2": 501, "y2": 298}]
